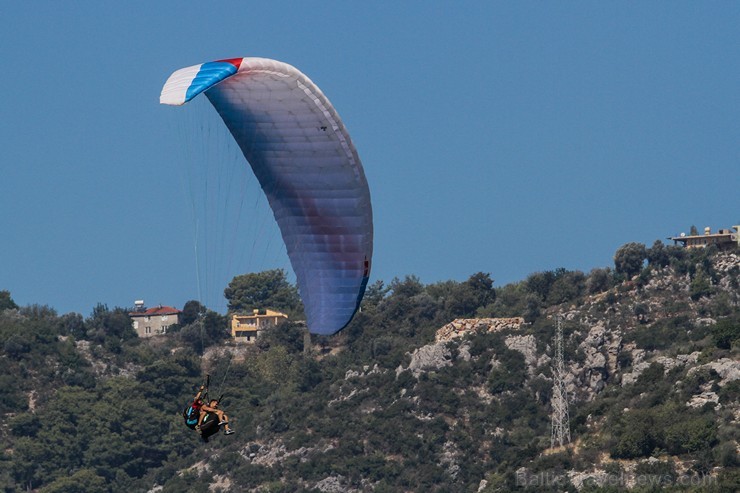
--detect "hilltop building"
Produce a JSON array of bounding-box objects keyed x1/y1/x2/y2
[
  {"x1": 231, "y1": 309, "x2": 289, "y2": 343},
  {"x1": 668, "y1": 225, "x2": 740, "y2": 250},
  {"x1": 129, "y1": 301, "x2": 181, "y2": 338}
]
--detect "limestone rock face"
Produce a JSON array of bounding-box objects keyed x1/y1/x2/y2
[
  {"x1": 314, "y1": 475, "x2": 356, "y2": 493},
  {"x1": 714, "y1": 252, "x2": 740, "y2": 296},
  {"x1": 687, "y1": 391, "x2": 720, "y2": 410},
  {"x1": 582, "y1": 323, "x2": 606, "y2": 347},
  {"x1": 242, "y1": 440, "x2": 335, "y2": 467},
  {"x1": 505, "y1": 334, "x2": 550, "y2": 374},
  {"x1": 688, "y1": 358, "x2": 740, "y2": 386},
  {"x1": 621, "y1": 352, "x2": 701, "y2": 386},
  {"x1": 403, "y1": 343, "x2": 453, "y2": 378},
  {"x1": 574, "y1": 322, "x2": 619, "y2": 396},
  {"x1": 409, "y1": 248, "x2": 738, "y2": 406},
  {"x1": 586, "y1": 351, "x2": 607, "y2": 371},
  {"x1": 714, "y1": 252, "x2": 739, "y2": 273}
]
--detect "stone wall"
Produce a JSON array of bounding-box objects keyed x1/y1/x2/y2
[{"x1": 435, "y1": 317, "x2": 525, "y2": 342}]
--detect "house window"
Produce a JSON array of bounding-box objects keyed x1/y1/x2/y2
[
  {"x1": 145, "y1": 326, "x2": 151, "y2": 334},
  {"x1": 133, "y1": 320, "x2": 139, "y2": 329},
  {"x1": 162, "y1": 315, "x2": 169, "y2": 322}
]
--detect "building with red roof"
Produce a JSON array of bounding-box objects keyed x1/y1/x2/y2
[{"x1": 129, "y1": 301, "x2": 181, "y2": 338}]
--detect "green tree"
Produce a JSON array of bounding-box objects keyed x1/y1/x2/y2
[
  {"x1": 258, "y1": 320, "x2": 305, "y2": 353},
  {"x1": 711, "y1": 317, "x2": 739, "y2": 349},
  {"x1": 3, "y1": 334, "x2": 31, "y2": 360},
  {"x1": 86, "y1": 303, "x2": 136, "y2": 346},
  {"x1": 585, "y1": 268, "x2": 612, "y2": 294},
  {"x1": 488, "y1": 345, "x2": 526, "y2": 393},
  {"x1": 689, "y1": 269, "x2": 712, "y2": 300},
  {"x1": 614, "y1": 242, "x2": 647, "y2": 278},
  {"x1": 58, "y1": 312, "x2": 86, "y2": 339},
  {"x1": 362, "y1": 280, "x2": 390, "y2": 308},
  {"x1": 11, "y1": 436, "x2": 54, "y2": 488},
  {"x1": 546, "y1": 270, "x2": 586, "y2": 305},
  {"x1": 431, "y1": 272, "x2": 496, "y2": 318},
  {"x1": 466, "y1": 272, "x2": 496, "y2": 306},
  {"x1": 253, "y1": 345, "x2": 295, "y2": 386},
  {"x1": 388, "y1": 275, "x2": 424, "y2": 298},
  {"x1": 610, "y1": 409, "x2": 657, "y2": 459},
  {"x1": 225, "y1": 269, "x2": 302, "y2": 315},
  {"x1": 180, "y1": 299, "x2": 206, "y2": 326},
  {"x1": 178, "y1": 309, "x2": 228, "y2": 354},
  {"x1": 39, "y1": 468, "x2": 107, "y2": 493},
  {"x1": 646, "y1": 240, "x2": 670, "y2": 268},
  {"x1": 525, "y1": 269, "x2": 560, "y2": 301},
  {"x1": 0, "y1": 290, "x2": 18, "y2": 311},
  {"x1": 664, "y1": 416, "x2": 717, "y2": 454},
  {"x1": 0, "y1": 374, "x2": 28, "y2": 413},
  {"x1": 8, "y1": 414, "x2": 41, "y2": 438}
]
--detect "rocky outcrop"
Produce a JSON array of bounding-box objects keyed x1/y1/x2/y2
[
  {"x1": 314, "y1": 475, "x2": 358, "y2": 493},
  {"x1": 400, "y1": 343, "x2": 453, "y2": 378},
  {"x1": 208, "y1": 475, "x2": 231, "y2": 492},
  {"x1": 397, "y1": 318, "x2": 526, "y2": 379},
  {"x1": 687, "y1": 358, "x2": 740, "y2": 385},
  {"x1": 576, "y1": 323, "x2": 614, "y2": 395},
  {"x1": 505, "y1": 334, "x2": 550, "y2": 374},
  {"x1": 687, "y1": 391, "x2": 720, "y2": 410},
  {"x1": 439, "y1": 441, "x2": 461, "y2": 479},
  {"x1": 621, "y1": 352, "x2": 701, "y2": 386},
  {"x1": 714, "y1": 252, "x2": 739, "y2": 273},
  {"x1": 515, "y1": 456, "x2": 714, "y2": 491},
  {"x1": 345, "y1": 364, "x2": 383, "y2": 379},
  {"x1": 714, "y1": 252, "x2": 740, "y2": 299},
  {"x1": 241, "y1": 440, "x2": 335, "y2": 466},
  {"x1": 567, "y1": 469, "x2": 611, "y2": 490}
]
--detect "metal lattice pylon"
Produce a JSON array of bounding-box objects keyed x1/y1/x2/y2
[{"x1": 550, "y1": 316, "x2": 571, "y2": 447}]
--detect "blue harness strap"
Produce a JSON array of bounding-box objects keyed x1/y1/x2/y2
[{"x1": 184, "y1": 405, "x2": 199, "y2": 428}]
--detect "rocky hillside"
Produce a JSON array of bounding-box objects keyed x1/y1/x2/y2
[
  {"x1": 395, "y1": 252, "x2": 739, "y2": 491},
  {"x1": 186, "y1": 250, "x2": 737, "y2": 492},
  {"x1": 0, "y1": 247, "x2": 737, "y2": 492}
]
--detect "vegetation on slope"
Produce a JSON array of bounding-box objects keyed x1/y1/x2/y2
[{"x1": 0, "y1": 243, "x2": 737, "y2": 492}]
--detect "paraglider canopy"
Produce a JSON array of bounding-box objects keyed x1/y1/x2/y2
[{"x1": 161, "y1": 57, "x2": 373, "y2": 335}]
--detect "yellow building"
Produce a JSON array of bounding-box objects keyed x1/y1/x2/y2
[{"x1": 231, "y1": 309, "x2": 289, "y2": 343}]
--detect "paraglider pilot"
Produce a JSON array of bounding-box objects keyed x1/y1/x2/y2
[
  {"x1": 184, "y1": 380, "x2": 234, "y2": 437},
  {"x1": 184, "y1": 384, "x2": 205, "y2": 428},
  {"x1": 198, "y1": 399, "x2": 234, "y2": 435}
]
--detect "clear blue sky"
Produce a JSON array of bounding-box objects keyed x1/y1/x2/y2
[{"x1": 1, "y1": 2, "x2": 738, "y2": 315}]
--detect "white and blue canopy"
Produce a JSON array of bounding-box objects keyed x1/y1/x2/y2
[{"x1": 161, "y1": 57, "x2": 373, "y2": 335}]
